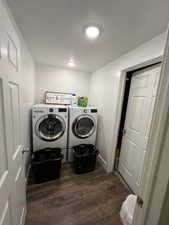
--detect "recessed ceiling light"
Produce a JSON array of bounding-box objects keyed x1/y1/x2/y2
[
  {"x1": 67, "y1": 59, "x2": 75, "y2": 67},
  {"x1": 85, "y1": 26, "x2": 100, "y2": 40}
]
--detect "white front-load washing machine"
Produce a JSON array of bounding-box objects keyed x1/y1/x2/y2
[
  {"x1": 68, "y1": 106, "x2": 98, "y2": 161},
  {"x1": 32, "y1": 104, "x2": 68, "y2": 162}
]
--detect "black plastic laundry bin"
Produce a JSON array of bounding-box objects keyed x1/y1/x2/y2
[
  {"x1": 73, "y1": 144, "x2": 99, "y2": 174},
  {"x1": 32, "y1": 148, "x2": 63, "y2": 183}
]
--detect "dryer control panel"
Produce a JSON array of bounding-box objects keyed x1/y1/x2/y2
[
  {"x1": 71, "y1": 108, "x2": 97, "y2": 114},
  {"x1": 83, "y1": 109, "x2": 97, "y2": 113}
]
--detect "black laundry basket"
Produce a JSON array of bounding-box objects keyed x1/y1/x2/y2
[
  {"x1": 73, "y1": 144, "x2": 99, "y2": 174},
  {"x1": 32, "y1": 148, "x2": 63, "y2": 183}
]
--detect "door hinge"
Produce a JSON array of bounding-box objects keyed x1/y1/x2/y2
[{"x1": 137, "y1": 196, "x2": 144, "y2": 208}]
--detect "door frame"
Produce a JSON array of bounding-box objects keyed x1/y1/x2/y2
[
  {"x1": 107, "y1": 56, "x2": 162, "y2": 173},
  {"x1": 108, "y1": 27, "x2": 169, "y2": 225},
  {"x1": 132, "y1": 27, "x2": 169, "y2": 225},
  {"x1": 117, "y1": 63, "x2": 162, "y2": 194},
  {"x1": 107, "y1": 56, "x2": 163, "y2": 223}
]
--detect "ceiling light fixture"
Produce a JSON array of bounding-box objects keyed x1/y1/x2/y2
[
  {"x1": 85, "y1": 26, "x2": 100, "y2": 40},
  {"x1": 67, "y1": 59, "x2": 75, "y2": 67}
]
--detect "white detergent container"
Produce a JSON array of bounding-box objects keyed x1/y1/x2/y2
[
  {"x1": 120, "y1": 194, "x2": 137, "y2": 225},
  {"x1": 71, "y1": 94, "x2": 77, "y2": 106}
]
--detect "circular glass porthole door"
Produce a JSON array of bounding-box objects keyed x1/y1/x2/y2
[
  {"x1": 35, "y1": 114, "x2": 66, "y2": 141},
  {"x1": 72, "y1": 115, "x2": 95, "y2": 139}
]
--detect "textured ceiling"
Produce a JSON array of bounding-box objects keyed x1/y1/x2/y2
[{"x1": 7, "y1": 0, "x2": 169, "y2": 72}]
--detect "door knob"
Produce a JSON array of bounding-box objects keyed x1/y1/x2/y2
[
  {"x1": 123, "y1": 129, "x2": 126, "y2": 135},
  {"x1": 22, "y1": 148, "x2": 30, "y2": 154},
  {"x1": 137, "y1": 196, "x2": 144, "y2": 208}
]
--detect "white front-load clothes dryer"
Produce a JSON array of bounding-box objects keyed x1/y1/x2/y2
[
  {"x1": 68, "y1": 106, "x2": 98, "y2": 161},
  {"x1": 32, "y1": 104, "x2": 68, "y2": 162}
]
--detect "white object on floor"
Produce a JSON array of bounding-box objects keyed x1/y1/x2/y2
[{"x1": 120, "y1": 194, "x2": 137, "y2": 225}]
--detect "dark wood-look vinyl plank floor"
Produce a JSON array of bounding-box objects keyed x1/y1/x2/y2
[{"x1": 26, "y1": 164, "x2": 129, "y2": 225}]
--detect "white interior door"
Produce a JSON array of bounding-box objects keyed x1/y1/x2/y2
[
  {"x1": 0, "y1": 2, "x2": 26, "y2": 225},
  {"x1": 118, "y1": 64, "x2": 161, "y2": 194}
]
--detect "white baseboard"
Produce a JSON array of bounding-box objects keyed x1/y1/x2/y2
[{"x1": 97, "y1": 154, "x2": 107, "y2": 171}]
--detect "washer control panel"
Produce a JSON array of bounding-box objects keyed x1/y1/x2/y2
[
  {"x1": 49, "y1": 108, "x2": 54, "y2": 113},
  {"x1": 48, "y1": 108, "x2": 67, "y2": 113}
]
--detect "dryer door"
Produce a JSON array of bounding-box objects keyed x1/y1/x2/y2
[
  {"x1": 72, "y1": 115, "x2": 95, "y2": 139},
  {"x1": 35, "y1": 114, "x2": 66, "y2": 141}
]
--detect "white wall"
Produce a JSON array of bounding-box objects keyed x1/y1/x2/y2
[
  {"x1": 89, "y1": 32, "x2": 166, "y2": 172},
  {"x1": 4, "y1": 0, "x2": 35, "y2": 176},
  {"x1": 35, "y1": 63, "x2": 91, "y2": 103}
]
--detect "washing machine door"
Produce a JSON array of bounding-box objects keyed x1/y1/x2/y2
[
  {"x1": 72, "y1": 115, "x2": 95, "y2": 139},
  {"x1": 35, "y1": 114, "x2": 66, "y2": 141}
]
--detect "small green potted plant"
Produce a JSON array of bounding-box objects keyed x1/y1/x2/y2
[{"x1": 77, "y1": 96, "x2": 88, "y2": 107}]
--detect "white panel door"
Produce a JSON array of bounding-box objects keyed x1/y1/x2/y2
[
  {"x1": 0, "y1": 1, "x2": 26, "y2": 225},
  {"x1": 118, "y1": 64, "x2": 161, "y2": 194}
]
